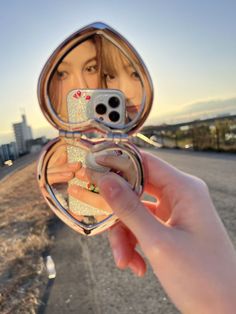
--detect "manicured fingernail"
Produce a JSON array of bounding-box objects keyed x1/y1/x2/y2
[
  {"x1": 95, "y1": 155, "x2": 107, "y2": 164},
  {"x1": 113, "y1": 249, "x2": 122, "y2": 267},
  {"x1": 129, "y1": 264, "x2": 143, "y2": 277}
]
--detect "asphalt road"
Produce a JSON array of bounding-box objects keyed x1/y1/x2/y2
[
  {"x1": 0, "y1": 153, "x2": 39, "y2": 181},
  {"x1": 39, "y1": 149, "x2": 236, "y2": 314}
]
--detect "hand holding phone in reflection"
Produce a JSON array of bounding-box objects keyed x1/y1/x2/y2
[{"x1": 47, "y1": 144, "x2": 81, "y2": 185}]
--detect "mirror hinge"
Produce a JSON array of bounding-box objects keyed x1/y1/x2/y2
[
  {"x1": 59, "y1": 130, "x2": 82, "y2": 138},
  {"x1": 107, "y1": 133, "x2": 129, "y2": 143}
]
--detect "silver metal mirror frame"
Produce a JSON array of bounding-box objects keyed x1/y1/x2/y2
[
  {"x1": 37, "y1": 22, "x2": 154, "y2": 136},
  {"x1": 37, "y1": 137, "x2": 144, "y2": 236}
]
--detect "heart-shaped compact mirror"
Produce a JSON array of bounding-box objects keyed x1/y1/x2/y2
[{"x1": 37, "y1": 22, "x2": 153, "y2": 235}]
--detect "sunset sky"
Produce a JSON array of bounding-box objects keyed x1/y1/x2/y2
[{"x1": 0, "y1": 0, "x2": 235, "y2": 143}]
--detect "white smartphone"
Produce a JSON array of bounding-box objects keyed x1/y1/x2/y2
[{"x1": 66, "y1": 89, "x2": 126, "y2": 218}]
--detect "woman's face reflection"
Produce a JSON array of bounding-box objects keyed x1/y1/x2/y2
[
  {"x1": 105, "y1": 62, "x2": 142, "y2": 120},
  {"x1": 102, "y1": 40, "x2": 143, "y2": 120},
  {"x1": 50, "y1": 39, "x2": 100, "y2": 120},
  {"x1": 49, "y1": 37, "x2": 148, "y2": 122}
]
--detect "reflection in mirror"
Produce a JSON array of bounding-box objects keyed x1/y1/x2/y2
[
  {"x1": 49, "y1": 35, "x2": 101, "y2": 122},
  {"x1": 101, "y1": 37, "x2": 143, "y2": 121},
  {"x1": 45, "y1": 141, "x2": 137, "y2": 226},
  {"x1": 48, "y1": 35, "x2": 145, "y2": 125}
]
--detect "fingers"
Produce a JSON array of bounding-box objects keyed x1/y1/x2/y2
[
  {"x1": 108, "y1": 223, "x2": 136, "y2": 268},
  {"x1": 128, "y1": 252, "x2": 146, "y2": 277},
  {"x1": 108, "y1": 223, "x2": 146, "y2": 276},
  {"x1": 48, "y1": 162, "x2": 81, "y2": 174},
  {"x1": 141, "y1": 151, "x2": 186, "y2": 190},
  {"x1": 141, "y1": 200, "x2": 158, "y2": 213},
  {"x1": 47, "y1": 162, "x2": 81, "y2": 185},
  {"x1": 95, "y1": 154, "x2": 132, "y2": 173},
  {"x1": 142, "y1": 200, "x2": 171, "y2": 222},
  {"x1": 75, "y1": 166, "x2": 104, "y2": 185},
  {"x1": 67, "y1": 184, "x2": 113, "y2": 214},
  {"x1": 47, "y1": 171, "x2": 74, "y2": 185},
  {"x1": 48, "y1": 146, "x2": 67, "y2": 167},
  {"x1": 95, "y1": 150, "x2": 186, "y2": 195},
  {"x1": 98, "y1": 173, "x2": 169, "y2": 248}
]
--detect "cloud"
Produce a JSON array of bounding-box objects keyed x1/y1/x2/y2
[
  {"x1": 147, "y1": 96, "x2": 236, "y2": 125},
  {"x1": 183, "y1": 97, "x2": 236, "y2": 114}
]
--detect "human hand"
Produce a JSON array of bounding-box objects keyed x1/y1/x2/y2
[
  {"x1": 67, "y1": 153, "x2": 139, "y2": 216},
  {"x1": 47, "y1": 145, "x2": 81, "y2": 185},
  {"x1": 97, "y1": 151, "x2": 236, "y2": 314}
]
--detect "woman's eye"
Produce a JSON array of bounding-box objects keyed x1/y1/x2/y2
[
  {"x1": 56, "y1": 70, "x2": 68, "y2": 80},
  {"x1": 131, "y1": 71, "x2": 140, "y2": 80},
  {"x1": 85, "y1": 64, "x2": 98, "y2": 73}
]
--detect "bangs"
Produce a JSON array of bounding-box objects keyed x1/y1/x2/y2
[{"x1": 102, "y1": 38, "x2": 129, "y2": 76}]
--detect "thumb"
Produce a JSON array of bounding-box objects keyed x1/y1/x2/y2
[{"x1": 98, "y1": 173, "x2": 168, "y2": 247}]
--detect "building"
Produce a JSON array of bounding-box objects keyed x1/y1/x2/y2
[
  {"x1": 13, "y1": 114, "x2": 33, "y2": 155},
  {"x1": 0, "y1": 142, "x2": 19, "y2": 165},
  {"x1": 27, "y1": 136, "x2": 48, "y2": 153}
]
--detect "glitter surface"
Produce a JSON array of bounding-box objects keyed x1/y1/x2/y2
[
  {"x1": 67, "y1": 90, "x2": 93, "y2": 123},
  {"x1": 66, "y1": 142, "x2": 109, "y2": 216}
]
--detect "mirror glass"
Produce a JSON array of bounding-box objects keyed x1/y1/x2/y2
[
  {"x1": 48, "y1": 35, "x2": 149, "y2": 127},
  {"x1": 43, "y1": 140, "x2": 138, "y2": 227}
]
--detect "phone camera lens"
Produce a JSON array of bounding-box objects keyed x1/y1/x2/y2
[
  {"x1": 95, "y1": 104, "x2": 107, "y2": 115},
  {"x1": 108, "y1": 97, "x2": 120, "y2": 108},
  {"x1": 109, "y1": 111, "x2": 120, "y2": 122}
]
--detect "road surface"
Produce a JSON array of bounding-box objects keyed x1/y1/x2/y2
[
  {"x1": 0, "y1": 153, "x2": 39, "y2": 181},
  {"x1": 39, "y1": 149, "x2": 236, "y2": 314}
]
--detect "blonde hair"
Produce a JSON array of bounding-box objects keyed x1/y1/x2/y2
[{"x1": 101, "y1": 37, "x2": 142, "y2": 87}]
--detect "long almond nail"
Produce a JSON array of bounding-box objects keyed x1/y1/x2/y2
[{"x1": 113, "y1": 248, "x2": 122, "y2": 267}]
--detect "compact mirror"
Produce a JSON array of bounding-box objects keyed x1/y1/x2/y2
[
  {"x1": 37, "y1": 22, "x2": 153, "y2": 235},
  {"x1": 38, "y1": 138, "x2": 143, "y2": 235},
  {"x1": 38, "y1": 22, "x2": 153, "y2": 135}
]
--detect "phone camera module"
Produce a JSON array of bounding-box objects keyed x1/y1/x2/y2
[
  {"x1": 108, "y1": 97, "x2": 120, "y2": 108},
  {"x1": 109, "y1": 111, "x2": 120, "y2": 122},
  {"x1": 95, "y1": 103, "x2": 107, "y2": 115}
]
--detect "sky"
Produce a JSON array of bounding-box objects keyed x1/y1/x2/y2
[{"x1": 0, "y1": 0, "x2": 235, "y2": 143}]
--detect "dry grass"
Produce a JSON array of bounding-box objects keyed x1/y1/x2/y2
[{"x1": 0, "y1": 162, "x2": 54, "y2": 314}]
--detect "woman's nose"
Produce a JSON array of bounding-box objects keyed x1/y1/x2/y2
[
  {"x1": 75, "y1": 73, "x2": 88, "y2": 89},
  {"x1": 68, "y1": 72, "x2": 88, "y2": 89}
]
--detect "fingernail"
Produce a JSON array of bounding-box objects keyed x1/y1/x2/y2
[
  {"x1": 113, "y1": 249, "x2": 122, "y2": 267},
  {"x1": 129, "y1": 264, "x2": 143, "y2": 277},
  {"x1": 95, "y1": 155, "x2": 107, "y2": 164}
]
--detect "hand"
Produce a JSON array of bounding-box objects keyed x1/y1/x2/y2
[
  {"x1": 47, "y1": 145, "x2": 81, "y2": 185},
  {"x1": 97, "y1": 151, "x2": 236, "y2": 314},
  {"x1": 67, "y1": 153, "x2": 155, "y2": 217}
]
